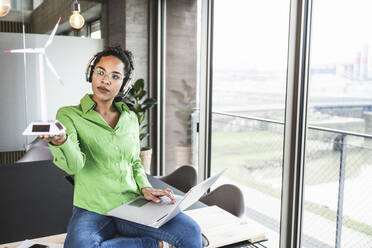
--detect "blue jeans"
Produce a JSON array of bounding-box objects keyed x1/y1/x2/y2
[{"x1": 64, "y1": 206, "x2": 202, "y2": 248}]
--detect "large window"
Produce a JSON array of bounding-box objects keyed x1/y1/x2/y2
[
  {"x1": 302, "y1": 1, "x2": 372, "y2": 247},
  {"x1": 156, "y1": 0, "x2": 372, "y2": 246},
  {"x1": 210, "y1": 1, "x2": 290, "y2": 247}
]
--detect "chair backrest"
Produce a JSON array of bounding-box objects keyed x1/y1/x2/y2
[
  {"x1": 26, "y1": 137, "x2": 49, "y2": 152},
  {"x1": 159, "y1": 165, "x2": 197, "y2": 193},
  {"x1": 199, "y1": 184, "x2": 245, "y2": 217},
  {"x1": 17, "y1": 146, "x2": 53, "y2": 163},
  {"x1": 65, "y1": 175, "x2": 75, "y2": 186}
]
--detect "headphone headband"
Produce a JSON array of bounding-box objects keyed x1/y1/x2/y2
[{"x1": 85, "y1": 55, "x2": 97, "y2": 82}]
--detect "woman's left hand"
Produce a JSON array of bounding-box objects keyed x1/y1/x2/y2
[{"x1": 141, "y1": 187, "x2": 175, "y2": 204}]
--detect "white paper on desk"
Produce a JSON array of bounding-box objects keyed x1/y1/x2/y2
[
  {"x1": 16, "y1": 239, "x2": 63, "y2": 248},
  {"x1": 184, "y1": 206, "x2": 267, "y2": 247}
]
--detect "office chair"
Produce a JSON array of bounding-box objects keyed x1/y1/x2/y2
[
  {"x1": 21, "y1": 137, "x2": 75, "y2": 186},
  {"x1": 26, "y1": 137, "x2": 49, "y2": 152},
  {"x1": 65, "y1": 175, "x2": 75, "y2": 186},
  {"x1": 200, "y1": 184, "x2": 245, "y2": 218},
  {"x1": 17, "y1": 146, "x2": 53, "y2": 163},
  {"x1": 157, "y1": 165, "x2": 197, "y2": 193}
]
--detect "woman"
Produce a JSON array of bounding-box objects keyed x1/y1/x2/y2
[{"x1": 39, "y1": 46, "x2": 202, "y2": 248}]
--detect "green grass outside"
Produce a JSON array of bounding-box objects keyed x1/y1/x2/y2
[{"x1": 210, "y1": 130, "x2": 372, "y2": 236}]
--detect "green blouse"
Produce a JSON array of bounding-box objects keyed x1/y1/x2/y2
[{"x1": 48, "y1": 94, "x2": 151, "y2": 215}]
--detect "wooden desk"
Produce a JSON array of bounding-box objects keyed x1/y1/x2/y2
[
  {"x1": 0, "y1": 233, "x2": 66, "y2": 248},
  {"x1": 149, "y1": 175, "x2": 267, "y2": 248}
]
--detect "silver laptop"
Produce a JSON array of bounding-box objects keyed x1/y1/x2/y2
[{"x1": 108, "y1": 169, "x2": 226, "y2": 228}]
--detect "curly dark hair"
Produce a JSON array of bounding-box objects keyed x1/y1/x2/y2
[{"x1": 92, "y1": 45, "x2": 134, "y2": 88}]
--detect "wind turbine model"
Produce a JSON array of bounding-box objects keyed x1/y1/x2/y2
[{"x1": 4, "y1": 17, "x2": 66, "y2": 136}]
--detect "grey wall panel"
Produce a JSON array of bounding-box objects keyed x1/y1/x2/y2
[
  {"x1": 0, "y1": 33, "x2": 28, "y2": 152},
  {"x1": 0, "y1": 32, "x2": 103, "y2": 152}
]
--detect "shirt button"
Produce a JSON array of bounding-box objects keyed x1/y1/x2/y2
[
  {"x1": 115, "y1": 146, "x2": 119, "y2": 150},
  {"x1": 115, "y1": 163, "x2": 119, "y2": 166},
  {"x1": 112, "y1": 131, "x2": 116, "y2": 135}
]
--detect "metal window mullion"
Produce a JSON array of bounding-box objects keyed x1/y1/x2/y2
[
  {"x1": 198, "y1": 0, "x2": 213, "y2": 182},
  {"x1": 156, "y1": 0, "x2": 166, "y2": 176},
  {"x1": 280, "y1": 0, "x2": 313, "y2": 247}
]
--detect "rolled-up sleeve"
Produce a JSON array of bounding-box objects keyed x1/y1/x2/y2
[
  {"x1": 132, "y1": 156, "x2": 152, "y2": 190},
  {"x1": 48, "y1": 108, "x2": 86, "y2": 175}
]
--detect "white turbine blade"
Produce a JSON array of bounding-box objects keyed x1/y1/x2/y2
[
  {"x1": 4, "y1": 48, "x2": 39, "y2": 53},
  {"x1": 44, "y1": 17, "x2": 61, "y2": 49},
  {"x1": 45, "y1": 55, "x2": 64, "y2": 86}
]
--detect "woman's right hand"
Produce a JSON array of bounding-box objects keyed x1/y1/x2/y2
[
  {"x1": 141, "y1": 187, "x2": 175, "y2": 204},
  {"x1": 38, "y1": 132, "x2": 67, "y2": 146}
]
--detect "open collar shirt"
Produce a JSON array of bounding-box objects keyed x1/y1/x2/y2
[{"x1": 48, "y1": 93, "x2": 151, "y2": 215}]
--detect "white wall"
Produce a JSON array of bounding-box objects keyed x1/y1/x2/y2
[{"x1": 0, "y1": 32, "x2": 103, "y2": 152}]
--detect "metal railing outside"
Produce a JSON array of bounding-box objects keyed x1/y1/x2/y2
[{"x1": 191, "y1": 109, "x2": 372, "y2": 248}]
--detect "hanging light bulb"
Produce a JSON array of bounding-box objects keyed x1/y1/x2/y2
[
  {"x1": 0, "y1": 0, "x2": 11, "y2": 17},
  {"x1": 69, "y1": 0, "x2": 85, "y2": 29}
]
